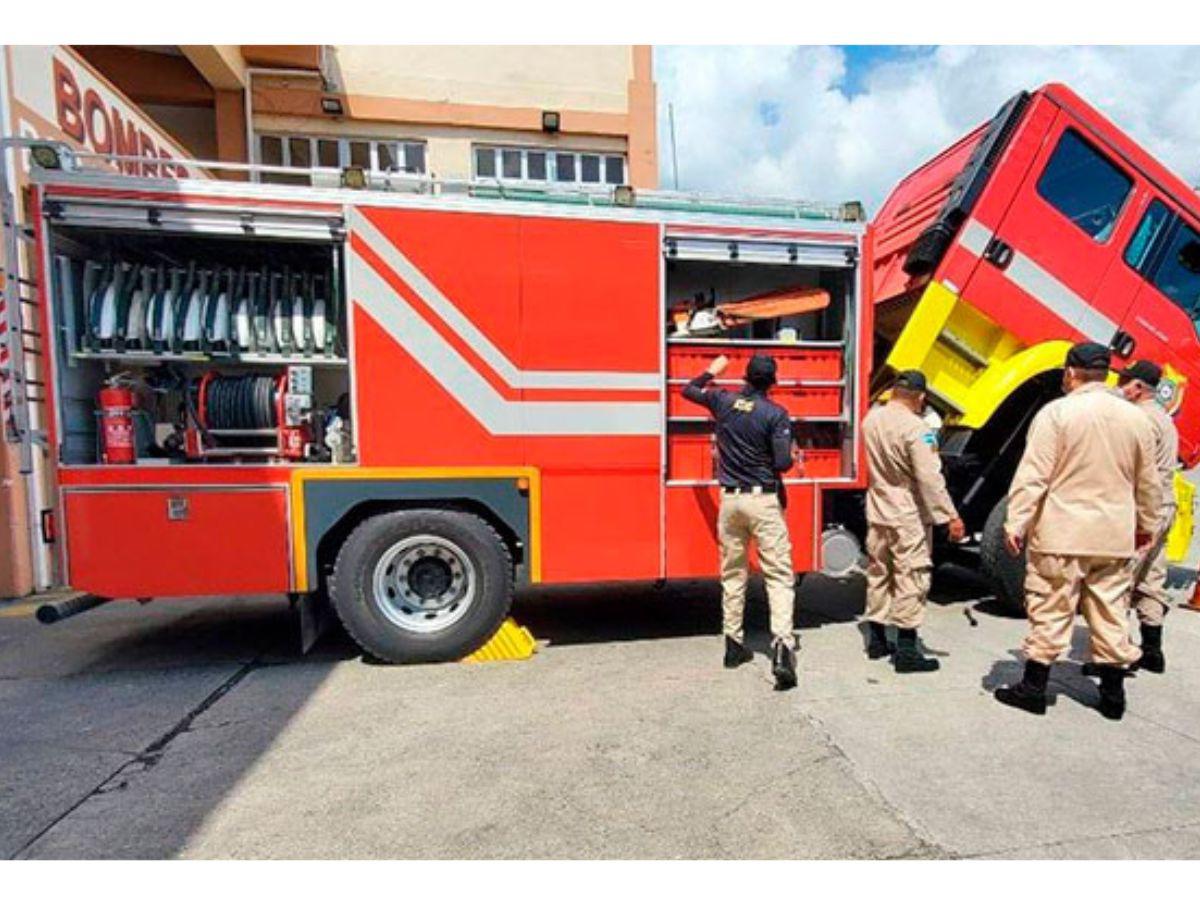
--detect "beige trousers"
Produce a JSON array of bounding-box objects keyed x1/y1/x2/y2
[
  {"x1": 865, "y1": 521, "x2": 933, "y2": 629},
  {"x1": 1133, "y1": 509, "x2": 1175, "y2": 627},
  {"x1": 1022, "y1": 552, "x2": 1142, "y2": 668},
  {"x1": 718, "y1": 492, "x2": 795, "y2": 645}
]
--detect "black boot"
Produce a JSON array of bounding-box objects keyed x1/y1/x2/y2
[
  {"x1": 1095, "y1": 665, "x2": 1128, "y2": 721},
  {"x1": 893, "y1": 628, "x2": 939, "y2": 673},
  {"x1": 866, "y1": 622, "x2": 894, "y2": 660},
  {"x1": 772, "y1": 640, "x2": 797, "y2": 691},
  {"x1": 1137, "y1": 624, "x2": 1166, "y2": 674},
  {"x1": 994, "y1": 660, "x2": 1050, "y2": 715},
  {"x1": 724, "y1": 636, "x2": 753, "y2": 669}
]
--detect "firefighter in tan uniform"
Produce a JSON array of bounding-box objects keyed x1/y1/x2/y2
[
  {"x1": 862, "y1": 370, "x2": 965, "y2": 673},
  {"x1": 1116, "y1": 360, "x2": 1179, "y2": 674},
  {"x1": 683, "y1": 353, "x2": 799, "y2": 691},
  {"x1": 996, "y1": 343, "x2": 1161, "y2": 720}
]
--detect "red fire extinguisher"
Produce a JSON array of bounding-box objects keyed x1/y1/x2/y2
[{"x1": 98, "y1": 385, "x2": 136, "y2": 464}]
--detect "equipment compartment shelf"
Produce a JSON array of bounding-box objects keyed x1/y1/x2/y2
[
  {"x1": 666, "y1": 343, "x2": 843, "y2": 382},
  {"x1": 666, "y1": 382, "x2": 842, "y2": 419},
  {"x1": 71, "y1": 350, "x2": 349, "y2": 368}
]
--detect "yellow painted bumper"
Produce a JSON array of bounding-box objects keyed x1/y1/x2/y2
[{"x1": 885, "y1": 281, "x2": 1068, "y2": 429}]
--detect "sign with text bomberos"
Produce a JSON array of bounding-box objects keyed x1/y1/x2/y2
[{"x1": 4, "y1": 45, "x2": 205, "y2": 179}]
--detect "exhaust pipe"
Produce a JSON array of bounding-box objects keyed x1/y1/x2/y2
[{"x1": 36, "y1": 593, "x2": 111, "y2": 624}]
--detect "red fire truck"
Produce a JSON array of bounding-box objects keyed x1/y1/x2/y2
[
  {"x1": 2, "y1": 81, "x2": 1195, "y2": 660},
  {"x1": 6, "y1": 143, "x2": 869, "y2": 662}
]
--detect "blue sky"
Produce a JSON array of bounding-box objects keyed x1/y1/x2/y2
[
  {"x1": 655, "y1": 46, "x2": 1200, "y2": 213},
  {"x1": 837, "y1": 46, "x2": 934, "y2": 96}
]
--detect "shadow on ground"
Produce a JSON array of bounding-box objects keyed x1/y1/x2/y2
[{"x1": 2, "y1": 559, "x2": 1000, "y2": 858}]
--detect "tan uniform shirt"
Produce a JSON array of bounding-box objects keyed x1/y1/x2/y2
[
  {"x1": 863, "y1": 399, "x2": 957, "y2": 527},
  {"x1": 1137, "y1": 396, "x2": 1179, "y2": 520},
  {"x1": 1006, "y1": 382, "x2": 1161, "y2": 558}
]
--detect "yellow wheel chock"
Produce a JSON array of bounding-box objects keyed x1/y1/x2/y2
[{"x1": 461, "y1": 617, "x2": 538, "y2": 663}]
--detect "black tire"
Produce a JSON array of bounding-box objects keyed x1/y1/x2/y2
[
  {"x1": 329, "y1": 509, "x2": 512, "y2": 663},
  {"x1": 980, "y1": 497, "x2": 1026, "y2": 614}
]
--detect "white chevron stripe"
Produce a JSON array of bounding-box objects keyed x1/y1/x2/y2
[
  {"x1": 351, "y1": 208, "x2": 661, "y2": 391},
  {"x1": 958, "y1": 219, "x2": 1118, "y2": 343},
  {"x1": 351, "y1": 242, "x2": 661, "y2": 436}
]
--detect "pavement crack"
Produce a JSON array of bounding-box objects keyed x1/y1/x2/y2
[
  {"x1": 9, "y1": 659, "x2": 259, "y2": 859},
  {"x1": 795, "y1": 704, "x2": 954, "y2": 859},
  {"x1": 963, "y1": 815, "x2": 1200, "y2": 858}
]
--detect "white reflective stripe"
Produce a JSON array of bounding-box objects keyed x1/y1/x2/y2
[
  {"x1": 351, "y1": 208, "x2": 660, "y2": 391},
  {"x1": 957, "y1": 219, "x2": 1117, "y2": 344},
  {"x1": 958, "y1": 218, "x2": 991, "y2": 257},
  {"x1": 352, "y1": 244, "x2": 661, "y2": 436}
]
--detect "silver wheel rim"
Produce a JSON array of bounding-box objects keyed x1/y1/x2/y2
[{"x1": 371, "y1": 535, "x2": 477, "y2": 634}]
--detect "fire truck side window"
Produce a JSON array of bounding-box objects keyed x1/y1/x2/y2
[
  {"x1": 1036, "y1": 129, "x2": 1132, "y2": 242},
  {"x1": 1124, "y1": 199, "x2": 1172, "y2": 270},
  {"x1": 1147, "y1": 221, "x2": 1200, "y2": 328}
]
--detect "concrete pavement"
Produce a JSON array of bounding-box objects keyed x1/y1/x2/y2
[{"x1": 2, "y1": 568, "x2": 1199, "y2": 859}]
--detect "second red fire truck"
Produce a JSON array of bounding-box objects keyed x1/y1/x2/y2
[{"x1": 4, "y1": 81, "x2": 1196, "y2": 660}]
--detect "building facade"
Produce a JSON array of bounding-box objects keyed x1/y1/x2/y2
[
  {"x1": 0, "y1": 44, "x2": 657, "y2": 597},
  {"x1": 72, "y1": 45, "x2": 658, "y2": 189}
]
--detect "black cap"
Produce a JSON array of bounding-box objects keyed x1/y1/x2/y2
[
  {"x1": 1118, "y1": 359, "x2": 1162, "y2": 388},
  {"x1": 894, "y1": 369, "x2": 927, "y2": 392},
  {"x1": 745, "y1": 354, "x2": 777, "y2": 388},
  {"x1": 1065, "y1": 341, "x2": 1111, "y2": 371}
]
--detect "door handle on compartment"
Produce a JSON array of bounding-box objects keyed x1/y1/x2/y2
[{"x1": 166, "y1": 496, "x2": 189, "y2": 521}]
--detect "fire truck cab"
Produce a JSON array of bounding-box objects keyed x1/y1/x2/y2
[
  {"x1": 871, "y1": 83, "x2": 1199, "y2": 606},
  {"x1": 19, "y1": 152, "x2": 869, "y2": 662}
]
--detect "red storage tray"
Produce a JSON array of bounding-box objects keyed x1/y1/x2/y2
[
  {"x1": 667, "y1": 343, "x2": 843, "y2": 382},
  {"x1": 668, "y1": 383, "x2": 842, "y2": 418},
  {"x1": 668, "y1": 432, "x2": 716, "y2": 481},
  {"x1": 798, "y1": 448, "x2": 843, "y2": 479}
]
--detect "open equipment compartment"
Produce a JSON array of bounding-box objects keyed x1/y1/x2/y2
[
  {"x1": 45, "y1": 202, "x2": 354, "y2": 467},
  {"x1": 663, "y1": 230, "x2": 859, "y2": 485}
]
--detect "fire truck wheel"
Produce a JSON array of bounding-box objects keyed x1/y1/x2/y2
[
  {"x1": 329, "y1": 509, "x2": 513, "y2": 663},
  {"x1": 980, "y1": 497, "x2": 1027, "y2": 615}
]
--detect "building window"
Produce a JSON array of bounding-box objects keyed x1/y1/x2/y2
[
  {"x1": 580, "y1": 154, "x2": 601, "y2": 183},
  {"x1": 1036, "y1": 129, "x2": 1132, "y2": 242},
  {"x1": 473, "y1": 145, "x2": 626, "y2": 186},
  {"x1": 259, "y1": 134, "x2": 427, "y2": 184}
]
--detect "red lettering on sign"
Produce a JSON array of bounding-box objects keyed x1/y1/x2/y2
[
  {"x1": 53, "y1": 58, "x2": 85, "y2": 143},
  {"x1": 49, "y1": 55, "x2": 185, "y2": 179},
  {"x1": 160, "y1": 148, "x2": 183, "y2": 179},
  {"x1": 138, "y1": 132, "x2": 159, "y2": 177},
  {"x1": 82, "y1": 88, "x2": 112, "y2": 154},
  {"x1": 110, "y1": 107, "x2": 140, "y2": 175}
]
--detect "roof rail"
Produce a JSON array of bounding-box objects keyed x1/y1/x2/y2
[{"x1": 27, "y1": 142, "x2": 863, "y2": 223}]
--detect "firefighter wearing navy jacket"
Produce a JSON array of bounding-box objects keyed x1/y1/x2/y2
[
  {"x1": 683, "y1": 353, "x2": 800, "y2": 691},
  {"x1": 861, "y1": 370, "x2": 965, "y2": 673}
]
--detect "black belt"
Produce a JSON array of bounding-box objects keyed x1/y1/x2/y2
[{"x1": 721, "y1": 484, "x2": 777, "y2": 495}]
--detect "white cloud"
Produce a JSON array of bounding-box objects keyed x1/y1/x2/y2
[{"x1": 656, "y1": 45, "x2": 1200, "y2": 214}]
